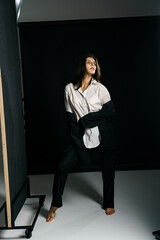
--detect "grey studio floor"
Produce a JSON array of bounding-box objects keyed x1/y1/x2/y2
[{"x1": 0, "y1": 164, "x2": 160, "y2": 240}]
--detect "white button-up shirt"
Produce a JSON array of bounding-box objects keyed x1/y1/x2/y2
[{"x1": 64, "y1": 79, "x2": 111, "y2": 148}]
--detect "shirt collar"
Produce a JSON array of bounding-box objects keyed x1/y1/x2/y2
[
  {"x1": 76, "y1": 78, "x2": 98, "y2": 94},
  {"x1": 90, "y1": 78, "x2": 98, "y2": 85}
]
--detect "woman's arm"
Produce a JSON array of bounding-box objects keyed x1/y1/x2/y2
[
  {"x1": 79, "y1": 84, "x2": 115, "y2": 129},
  {"x1": 64, "y1": 88, "x2": 84, "y2": 137},
  {"x1": 79, "y1": 100, "x2": 116, "y2": 129},
  {"x1": 64, "y1": 88, "x2": 73, "y2": 114}
]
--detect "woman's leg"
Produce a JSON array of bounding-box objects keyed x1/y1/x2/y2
[
  {"x1": 46, "y1": 145, "x2": 79, "y2": 221},
  {"x1": 100, "y1": 147, "x2": 115, "y2": 214},
  {"x1": 52, "y1": 145, "x2": 79, "y2": 207}
]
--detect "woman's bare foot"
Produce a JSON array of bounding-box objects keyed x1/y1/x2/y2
[
  {"x1": 105, "y1": 208, "x2": 115, "y2": 216},
  {"x1": 46, "y1": 206, "x2": 58, "y2": 222}
]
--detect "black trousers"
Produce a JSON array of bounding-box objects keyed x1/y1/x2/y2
[{"x1": 51, "y1": 143, "x2": 115, "y2": 209}]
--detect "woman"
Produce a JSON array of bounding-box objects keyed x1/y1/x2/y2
[{"x1": 46, "y1": 53, "x2": 116, "y2": 222}]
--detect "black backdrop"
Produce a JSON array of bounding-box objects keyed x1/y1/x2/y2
[{"x1": 19, "y1": 16, "x2": 160, "y2": 174}]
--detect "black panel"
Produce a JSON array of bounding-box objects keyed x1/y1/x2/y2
[
  {"x1": 18, "y1": 17, "x2": 160, "y2": 174},
  {"x1": 11, "y1": 179, "x2": 29, "y2": 223},
  {"x1": 0, "y1": 0, "x2": 28, "y2": 222}
]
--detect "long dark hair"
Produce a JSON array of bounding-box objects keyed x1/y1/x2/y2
[{"x1": 73, "y1": 53, "x2": 101, "y2": 89}]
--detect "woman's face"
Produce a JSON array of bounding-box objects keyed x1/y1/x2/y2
[{"x1": 85, "y1": 57, "x2": 96, "y2": 76}]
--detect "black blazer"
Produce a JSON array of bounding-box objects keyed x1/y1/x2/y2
[{"x1": 66, "y1": 100, "x2": 116, "y2": 151}]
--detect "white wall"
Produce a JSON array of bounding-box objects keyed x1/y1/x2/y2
[{"x1": 19, "y1": 0, "x2": 160, "y2": 22}]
